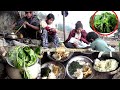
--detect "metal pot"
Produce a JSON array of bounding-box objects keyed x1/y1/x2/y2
[
  {"x1": 93, "y1": 52, "x2": 120, "y2": 75},
  {"x1": 47, "y1": 52, "x2": 74, "y2": 62},
  {"x1": 6, "y1": 63, "x2": 41, "y2": 79},
  {"x1": 5, "y1": 33, "x2": 18, "y2": 40}
]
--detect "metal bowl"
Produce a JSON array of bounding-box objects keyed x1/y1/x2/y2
[
  {"x1": 47, "y1": 52, "x2": 74, "y2": 62},
  {"x1": 5, "y1": 33, "x2": 18, "y2": 40},
  {"x1": 6, "y1": 63, "x2": 41, "y2": 79},
  {"x1": 6, "y1": 57, "x2": 39, "y2": 68},
  {"x1": 6, "y1": 46, "x2": 39, "y2": 68},
  {"x1": 66, "y1": 56, "x2": 94, "y2": 79},
  {"x1": 41, "y1": 61, "x2": 66, "y2": 79},
  {"x1": 93, "y1": 52, "x2": 120, "y2": 73}
]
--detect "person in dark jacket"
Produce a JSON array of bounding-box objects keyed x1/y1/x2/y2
[
  {"x1": 64, "y1": 21, "x2": 89, "y2": 48},
  {"x1": 14, "y1": 11, "x2": 40, "y2": 39}
]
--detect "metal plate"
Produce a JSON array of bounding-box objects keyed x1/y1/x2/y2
[
  {"x1": 41, "y1": 61, "x2": 66, "y2": 79},
  {"x1": 47, "y1": 52, "x2": 74, "y2": 62},
  {"x1": 66, "y1": 56, "x2": 94, "y2": 79}
]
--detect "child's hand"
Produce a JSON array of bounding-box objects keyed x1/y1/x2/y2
[
  {"x1": 75, "y1": 38, "x2": 80, "y2": 40},
  {"x1": 73, "y1": 42, "x2": 78, "y2": 47},
  {"x1": 50, "y1": 28, "x2": 56, "y2": 33}
]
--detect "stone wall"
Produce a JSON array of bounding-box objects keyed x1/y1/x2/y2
[
  {"x1": 0, "y1": 11, "x2": 20, "y2": 34},
  {"x1": 0, "y1": 11, "x2": 40, "y2": 34}
]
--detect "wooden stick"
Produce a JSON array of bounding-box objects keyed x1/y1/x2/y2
[
  {"x1": 14, "y1": 24, "x2": 24, "y2": 34},
  {"x1": 2, "y1": 46, "x2": 98, "y2": 53},
  {"x1": 40, "y1": 47, "x2": 98, "y2": 53}
]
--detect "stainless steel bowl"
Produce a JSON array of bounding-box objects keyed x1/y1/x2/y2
[
  {"x1": 6, "y1": 46, "x2": 39, "y2": 68},
  {"x1": 6, "y1": 57, "x2": 39, "y2": 68},
  {"x1": 66, "y1": 56, "x2": 94, "y2": 79},
  {"x1": 41, "y1": 61, "x2": 66, "y2": 79},
  {"x1": 6, "y1": 63, "x2": 41, "y2": 79},
  {"x1": 47, "y1": 52, "x2": 74, "y2": 62}
]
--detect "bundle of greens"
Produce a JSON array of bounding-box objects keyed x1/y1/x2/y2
[
  {"x1": 8, "y1": 46, "x2": 41, "y2": 79},
  {"x1": 89, "y1": 12, "x2": 118, "y2": 33},
  {"x1": 8, "y1": 46, "x2": 40, "y2": 69},
  {"x1": 20, "y1": 69, "x2": 31, "y2": 79}
]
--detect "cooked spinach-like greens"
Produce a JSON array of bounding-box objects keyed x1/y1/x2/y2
[
  {"x1": 89, "y1": 12, "x2": 118, "y2": 33},
  {"x1": 41, "y1": 67, "x2": 51, "y2": 77},
  {"x1": 68, "y1": 61, "x2": 83, "y2": 75}
]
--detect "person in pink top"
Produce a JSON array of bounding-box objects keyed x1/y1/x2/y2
[
  {"x1": 40, "y1": 13, "x2": 59, "y2": 48},
  {"x1": 64, "y1": 21, "x2": 89, "y2": 48}
]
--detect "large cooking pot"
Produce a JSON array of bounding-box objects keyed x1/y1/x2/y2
[{"x1": 93, "y1": 52, "x2": 120, "y2": 75}]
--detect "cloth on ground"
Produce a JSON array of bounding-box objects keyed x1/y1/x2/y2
[{"x1": 68, "y1": 37, "x2": 89, "y2": 48}]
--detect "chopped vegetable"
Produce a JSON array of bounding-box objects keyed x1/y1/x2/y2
[
  {"x1": 41, "y1": 67, "x2": 51, "y2": 77},
  {"x1": 68, "y1": 61, "x2": 83, "y2": 75}
]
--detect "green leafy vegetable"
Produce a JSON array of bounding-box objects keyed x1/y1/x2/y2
[
  {"x1": 34, "y1": 47, "x2": 41, "y2": 55},
  {"x1": 8, "y1": 46, "x2": 41, "y2": 79},
  {"x1": 8, "y1": 46, "x2": 39, "y2": 68},
  {"x1": 68, "y1": 61, "x2": 83, "y2": 75},
  {"x1": 41, "y1": 67, "x2": 51, "y2": 77},
  {"x1": 20, "y1": 69, "x2": 31, "y2": 79},
  {"x1": 89, "y1": 12, "x2": 118, "y2": 33}
]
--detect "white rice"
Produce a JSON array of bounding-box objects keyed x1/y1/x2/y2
[{"x1": 94, "y1": 59, "x2": 119, "y2": 72}]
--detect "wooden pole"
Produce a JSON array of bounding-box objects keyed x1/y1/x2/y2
[{"x1": 63, "y1": 11, "x2": 66, "y2": 42}]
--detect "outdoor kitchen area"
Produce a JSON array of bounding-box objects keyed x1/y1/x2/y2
[{"x1": 0, "y1": 11, "x2": 119, "y2": 79}]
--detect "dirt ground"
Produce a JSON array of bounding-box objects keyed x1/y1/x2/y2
[{"x1": 57, "y1": 30, "x2": 69, "y2": 42}]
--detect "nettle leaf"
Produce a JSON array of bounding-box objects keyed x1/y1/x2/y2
[{"x1": 91, "y1": 12, "x2": 118, "y2": 33}]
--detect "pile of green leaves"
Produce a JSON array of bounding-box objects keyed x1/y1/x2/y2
[
  {"x1": 89, "y1": 12, "x2": 118, "y2": 33},
  {"x1": 8, "y1": 46, "x2": 40, "y2": 69},
  {"x1": 68, "y1": 61, "x2": 83, "y2": 75}
]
